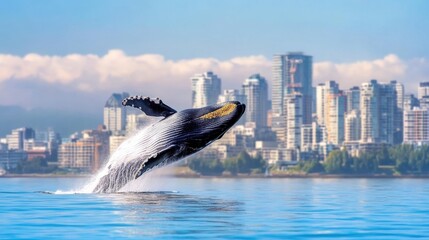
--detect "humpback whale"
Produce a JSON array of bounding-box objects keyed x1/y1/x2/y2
[{"x1": 92, "y1": 96, "x2": 245, "y2": 193}]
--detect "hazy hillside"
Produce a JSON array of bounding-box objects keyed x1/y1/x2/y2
[{"x1": 0, "y1": 105, "x2": 101, "y2": 137}]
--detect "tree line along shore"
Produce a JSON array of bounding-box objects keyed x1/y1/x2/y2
[{"x1": 3, "y1": 144, "x2": 429, "y2": 178}]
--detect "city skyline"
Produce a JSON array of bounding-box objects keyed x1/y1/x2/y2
[
  {"x1": 2, "y1": 75, "x2": 429, "y2": 171},
  {"x1": 0, "y1": 51, "x2": 426, "y2": 113}
]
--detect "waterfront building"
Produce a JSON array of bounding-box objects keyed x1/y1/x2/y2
[
  {"x1": 242, "y1": 74, "x2": 269, "y2": 128},
  {"x1": 0, "y1": 150, "x2": 27, "y2": 170},
  {"x1": 315, "y1": 81, "x2": 344, "y2": 145},
  {"x1": 271, "y1": 52, "x2": 313, "y2": 144},
  {"x1": 58, "y1": 137, "x2": 103, "y2": 173},
  {"x1": 360, "y1": 80, "x2": 395, "y2": 144},
  {"x1": 391, "y1": 80, "x2": 405, "y2": 144},
  {"x1": 285, "y1": 93, "x2": 303, "y2": 151},
  {"x1": 360, "y1": 80, "x2": 380, "y2": 143},
  {"x1": 191, "y1": 71, "x2": 221, "y2": 108},
  {"x1": 403, "y1": 107, "x2": 429, "y2": 145},
  {"x1": 6, "y1": 128, "x2": 35, "y2": 151},
  {"x1": 326, "y1": 92, "x2": 346, "y2": 145},
  {"x1": 379, "y1": 83, "x2": 396, "y2": 144}
]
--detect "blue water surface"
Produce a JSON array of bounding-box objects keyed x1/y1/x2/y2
[{"x1": 1, "y1": 177, "x2": 429, "y2": 239}]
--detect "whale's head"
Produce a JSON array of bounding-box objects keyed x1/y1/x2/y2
[{"x1": 161, "y1": 101, "x2": 246, "y2": 155}]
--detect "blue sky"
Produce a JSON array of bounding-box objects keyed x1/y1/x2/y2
[
  {"x1": 0, "y1": 0, "x2": 428, "y2": 117},
  {"x1": 1, "y1": 0, "x2": 428, "y2": 62}
]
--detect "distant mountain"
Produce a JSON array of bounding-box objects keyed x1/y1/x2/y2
[{"x1": 0, "y1": 105, "x2": 101, "y2": 137}]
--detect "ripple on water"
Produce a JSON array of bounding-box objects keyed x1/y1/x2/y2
[{"x1": 1, "y1": 178, "x2": 429, "y2": 239}]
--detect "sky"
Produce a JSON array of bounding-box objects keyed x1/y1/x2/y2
[{"x1": 0, "y1": 0, "x2": 428, "y2": 114}]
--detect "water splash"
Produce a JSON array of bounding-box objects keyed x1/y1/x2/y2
[
  {"x1": 79, "y1": 129, "x2": 147, "y2": 193},
  {"x1": 78, "y1": 118, "x2": 177, "y2": 193}
]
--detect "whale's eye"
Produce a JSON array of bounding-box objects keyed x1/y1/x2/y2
[{"x1": 199, "y1": 103, "x2": 236, "y2": 120}]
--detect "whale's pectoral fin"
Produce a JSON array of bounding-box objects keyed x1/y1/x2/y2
[{"x1": 122, "y1": 96, "x2": 177, "y2": 118}]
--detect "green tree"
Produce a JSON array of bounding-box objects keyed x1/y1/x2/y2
[
  {"x1": 377, "y1": 145, "x2": 393, "y2": 165},
  {"x1": 300, "y1": 160, "x2": 325, "y2": 173},
  {"x1": 188, "y1": 158, "x2": 224, "y2": 176},
  {"x1": 324, "y1": 150, "x2": 353, "y2": 174},
  {"x1": 12, "y1": 157, "x2": 57, "y2": 174},
  {"x1": 236, "y1": 151, "x2": 266, "y2": 174},
  {"x1": 223, "y1": 157, "x2": 238, "y2": 176}
]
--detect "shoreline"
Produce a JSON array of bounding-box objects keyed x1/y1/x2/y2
[
  {"x1": 174, "y1": 173, "x2": 429, "y2": 179},
  {"x1": 3, "y1": 173, "x2": 429, "y2": 179},
  {"x1": 0, "y1": 174, "x2": 91, "y2": 178}
]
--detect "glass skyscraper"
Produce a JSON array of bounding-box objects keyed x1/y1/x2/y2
[
  {"x1": 242, "y1": 74, "x2": 268, "y2": 128},
  {"x1": 272, "y1": 52, "x2": 313, "y2": 144}
]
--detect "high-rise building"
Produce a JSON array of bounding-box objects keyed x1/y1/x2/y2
[
  {"x1": 379, "y1": 83, "x2": 396, "y2": 144},
  {"x1": 360, "y1": 80, "x2": 380, "y2": 143},
  {"x1": 315, "y1": 81, "x2": 344, "y2": 145},
  {"x1": 418, "y1": 82, "x2": 429, "y2": 99},
  {"x1": 326, "y1": 92, "x2": 346, "y2": 145},
  {"x1": 271, "y1": 52, "x2": 313, "y2": 143},
  {"x1": 345, "y1": 86, "x2": 360, "y2": 113},
  {"x1": 360, "y1": 80, "x2": 395, "y2": 144},
  {"x1": 284, "y1": 52, "x2": 313, "y2": 124},
  {"x1": 321, "y1": 81, "x2": 340, "y2": 126},
  {"x1": 242, "y1": 74, "x2": 268, "y2": 128},
  {"x1": 316, "y1": 83, "x2": 326, "y2": 125},
  {"x1": 104, "y1": 92, "x2": 129, "y2": 134},
  {"x1": 345, "y1": 110, "x2": 361, "y2": 142},
  {"x1": 403, "y1": 107, "x2": 429, "y2": 145},
  {"x1": 272, "y1": 55, "x2": 287, "y2": 117},
  {"x1": 391, "y1": 80, "x2": 405, "y2": 144},
  {"x1": 191, "y1": 71, "x2": 221, "y2": 108},
  {"x1": 285, "y1": 93, "x2": 303, "y2": 150}
]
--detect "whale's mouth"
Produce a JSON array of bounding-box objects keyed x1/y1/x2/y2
[
  {"x1": 199, "y1": 103, "x2": 237, "y2": 120},
  {"x1": 197, "y1": 101, "x2": 245, "y2": 120}
]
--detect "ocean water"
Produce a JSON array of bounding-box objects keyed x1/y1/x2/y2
[{"x1": 1, "y1": 176, "x2": 429, "y2": 239}]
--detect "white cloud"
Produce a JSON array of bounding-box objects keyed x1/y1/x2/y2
[
  {"x1": 0, "y1": 50, "x2": 427, "y2": 111},
  {"x1": 0, "y1": 49, "x2": 270, "y2": 95},
  {"x1": 313, "y1": 54, "x2": 428, "y2": 91}
]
